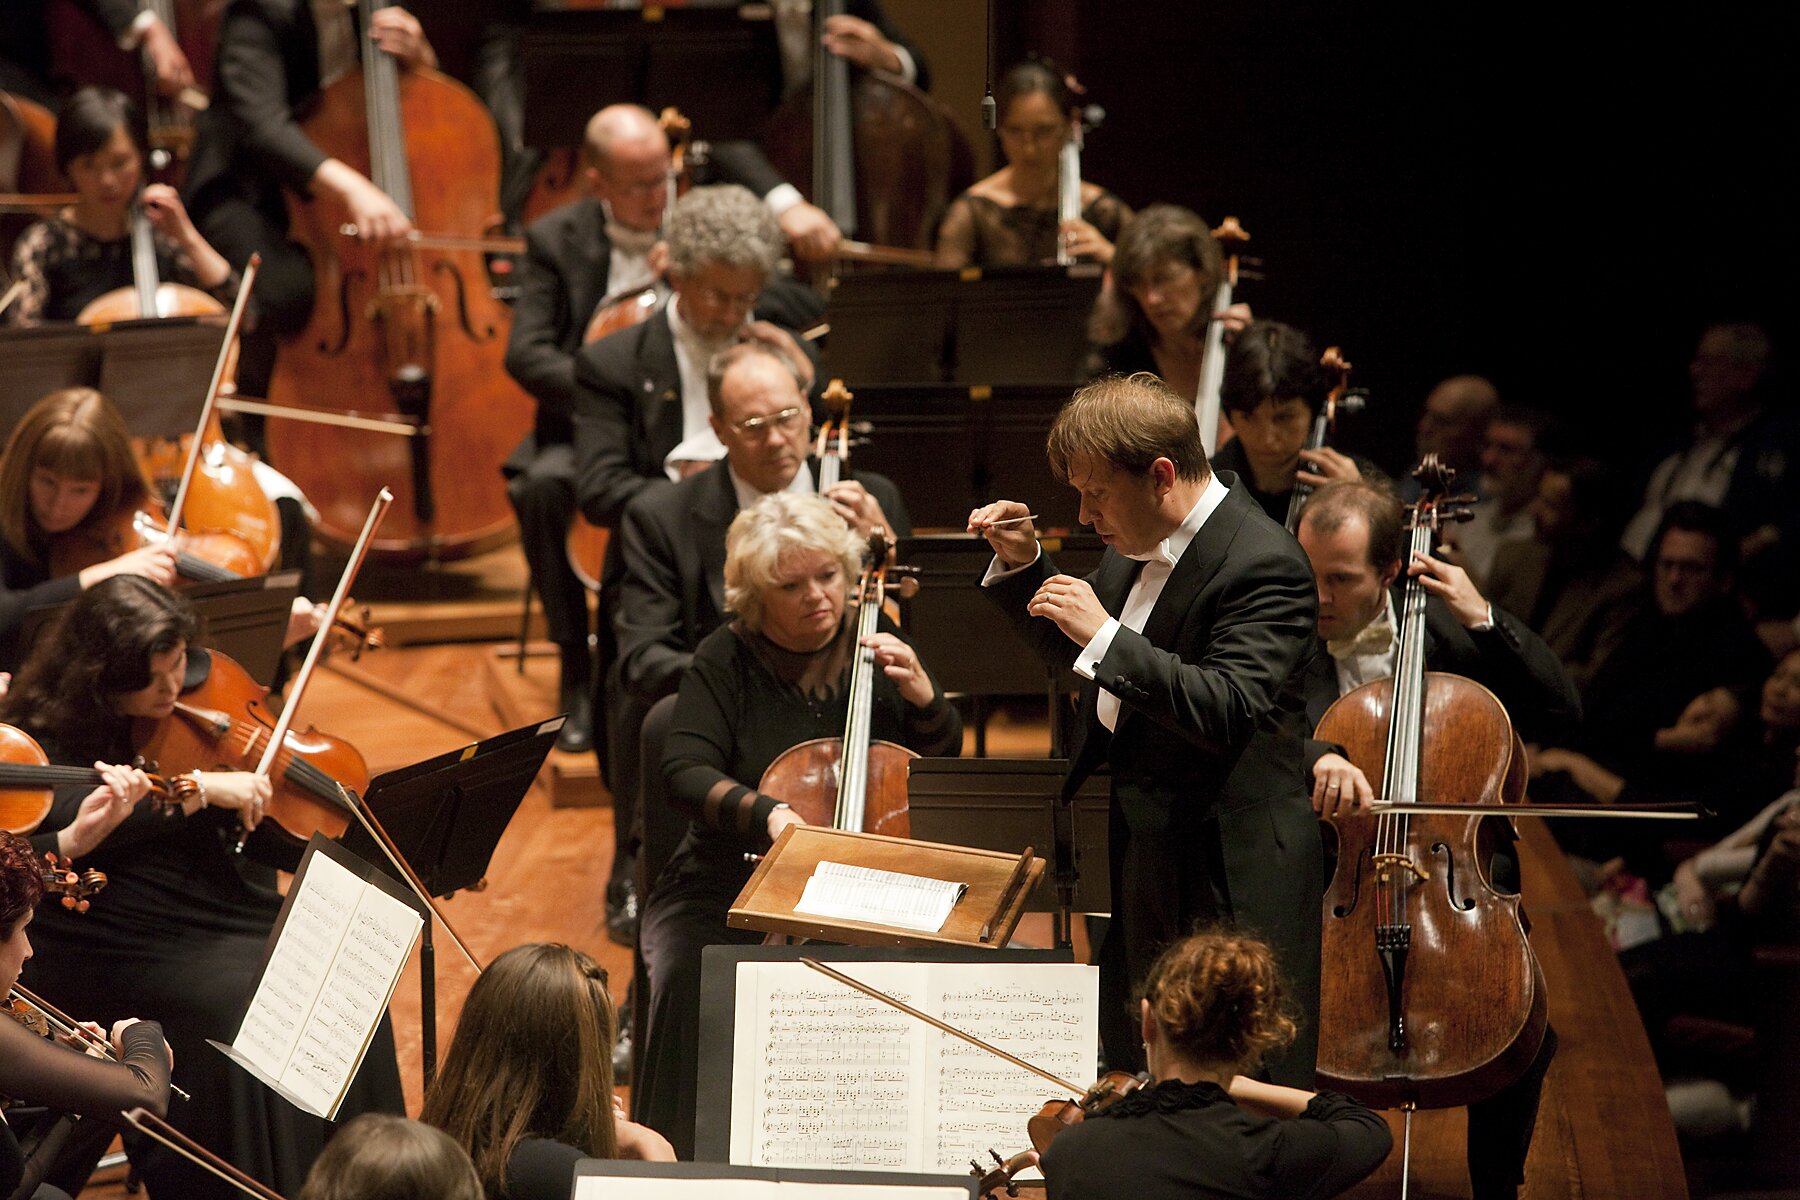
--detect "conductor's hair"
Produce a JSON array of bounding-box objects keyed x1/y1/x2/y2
[
  {"x1": 1298, "y1": 480, "x2": 1406, "y2": 573},
  {"x1": 1141, "y1": 931, "x2": 1296, "y2": 1071},
  {"x1": 297, "y1": 1115, "x2": 482, "y2": 1200},
  {"x1": 1047, "y1": 373, "x2": 1210, "y2": 485}
]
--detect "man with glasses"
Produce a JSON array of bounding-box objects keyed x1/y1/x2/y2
[{"x1": 569, "y1": 182, "x2": 819, "y2": 946}]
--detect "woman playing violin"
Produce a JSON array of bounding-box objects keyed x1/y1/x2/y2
[
  {"x1": 934, "y1": 60, "x2": 1132, "y2": 269},
  {"x1": 1038, "y1": 931, "x2": 1391, "y2": 1200},
  {"x1": 1, "y1": 827, "x2": 173, "y2": 1200},
  {"x1": 639, "y1": 492, "x2": 960, "y2": 1158},
  {"x1": 422, "y1": 943, "x2": 672, "y2": 1200},
  {"x1": 3, "y1": 87, "x2": 238, "y2": 327},
  {"x1": 0, "y1": 577, "x2": 403, "y2": 1200}
]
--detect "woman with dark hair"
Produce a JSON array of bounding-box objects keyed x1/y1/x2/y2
[
  {"x1": 297, "y1": 1114, "x2": 483, "y2": 1200},
  {"x1": 0, "y1": 828, "x2": 172, "y2": 1200},
  {"x1": 1, "y1": 576, "x2": 403, "y2": 1200},
  {"x1": 1212, "y1": 320, "x2": 1365, "y2": 523},
  {"x1": 4, "y1": 86, "x2": 237, "y2": 326},
  {"x1": 934, "y1": 60, "x2": 1132, "y2": 269},
  {"x1": 421, "y1": 943, "x2": 672, "y2": 1200},
  {"x1": 1039, "y1": 931, "x2": 1391, "y2": 1200}
]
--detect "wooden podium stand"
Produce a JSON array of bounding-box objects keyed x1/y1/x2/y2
[{"x1": 727, "y1": 826, "x2": 1042, "y2": 950}]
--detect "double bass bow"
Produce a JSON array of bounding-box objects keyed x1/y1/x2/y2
[
  {"x1": 1192, "y1": 216, "x2": 1250, "y2": 457},
  {"x1": 758, "y1": 529, "x2": 918, "y2": 837},
  {"x1": 1284, "y1": 346, "x2": 1367, "y2": 534}
]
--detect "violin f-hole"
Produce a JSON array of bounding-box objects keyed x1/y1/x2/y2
[{"x1": 1433, "y1": 841, "x2": 1475, "y2": 912}]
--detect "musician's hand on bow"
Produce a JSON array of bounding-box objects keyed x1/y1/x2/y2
[
  {"x1": 778, "y1": 202, "x2": 842, "y2": 264},
  {"x1": 1408, "y1": 551, "x2": 1489, "y2": 629},
  {"x1": 368, "y1": 6, "x2": 437, "y2": 70},
  {"x1": 284, "y1": 599, "x2": 326, "y2": 650},
  {"x1": 138, "y1": 17, "x2": 195, "y2": 99},
  {"x1": 1311, "y1": 753, "x2": 1374, "y2": 817},
  {"x1": 821, "y1": 13, "x2": 905, "y2": 75},
  {"x1": 1060, "y1": 217, "x2": 1115, "y2": 265},
  {"x1": 968, "y1": 501, "x2": 1037, "y2": 567},
  {"x1": 1296, "y1": 446, "x2": 1363, "y2": 488},
  {"x1": 863, "y1": 632, "x2": 934, "y2": 707},
  {"x1": 1028, "y1": 575, "x2": 1107, "y2": 646},
  {"x1": 195, "y1": 772, "x2": 273, "y2": 830},
  {"x1": 739, "y1": 321, "x2": 815, "y2": 392}
]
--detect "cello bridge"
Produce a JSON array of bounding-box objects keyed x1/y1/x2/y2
[{"x1": 1371, "y1": 853, "x2": 1430, "y2": 882}]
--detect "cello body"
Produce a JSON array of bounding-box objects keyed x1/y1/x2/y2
[
  {"x1": 268, "y1": 63, "x2": 532, "y2": 560},
  {"x1": 759, "y1": 738, "x2": 913, "y2": 839}
]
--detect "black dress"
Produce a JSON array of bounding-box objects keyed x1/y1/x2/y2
[
  {"x1": 502, "y1": 1137, "x2": 588, "y2": 1200},
  {"x1": 18, "y1": 660, "x2": 404, "y2": 1200},
  {"x1": 3, "y1": 215, "x2": 242, "y2": 326},
  {"x1": 0, "y1": 1017, "x2": 169, "y2": 1200},
  {"x1": 0, "y1": 539, "x2": 79, "y2": 675},
  {"x1": 935, "y1": 190, "x2": 1132, "y2": 268},
  {"x1": 1039, "y1": 1079, "x2": 1392, "y2": 1200},
  {"x1": 636, "y1": 615, "x2": 962, "y2": 1158}
]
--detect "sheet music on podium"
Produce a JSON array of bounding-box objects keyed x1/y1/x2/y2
[
  {"x1": 728, "y1": 960, "x2": 1097, "y2": 1175},
  {"x1": 212, "y1": 836, "x2": 423, "y2": 1119}
]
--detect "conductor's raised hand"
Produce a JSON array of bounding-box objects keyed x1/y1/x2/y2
[
  {"x1": 1027, "y1": 575, "x2": 1108, "y2": 646},
  {"x1": 967, "y1": 501, "x2": 1037, "y2": 566}
]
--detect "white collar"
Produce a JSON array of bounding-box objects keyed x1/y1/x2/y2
[
  {"x1": 728, "y1": 460, "x2": 815, "y2": 513},
  {"x1": 1123, "y1": 474, "x2": 1228, "y2": 569}
]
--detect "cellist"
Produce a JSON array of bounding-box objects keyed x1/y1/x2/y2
[
  {"x1": 1293, "y1": 479, "x2": 1579, "y2": 1200},
  {"x1": 181, "y1": 1, "x2": 432, "y2": 401}
]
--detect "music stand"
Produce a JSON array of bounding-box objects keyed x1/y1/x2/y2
[
  {"x1": 18, "y1": 572, "x2": 300, "y2": 687},
  {"x1": 0, "y1": 318, "x2": 222, "y2": 435},
  {"x1": 337, "y1": 716, "x2": 564, "y2": 1087},
  {"x1": 908, "y1": 758, "x2": 1112, "y2": 949},
  {"x1": 945, "y1": 265, "x2": 1103, "y2": 385}
]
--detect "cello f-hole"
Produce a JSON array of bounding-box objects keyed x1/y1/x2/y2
[
  {"x1": 1331, "y1": 850, "x2": 1370, "y2": 919},
  {"x1": 431, "y1": 259, "x2": 494, "y2": 341},
  {"x1": 319, "y1": 269, "x2": 361, "y2": 355},
  {"x1": 1433, "y1": 841, "x2": 1475, "y2": 911}
]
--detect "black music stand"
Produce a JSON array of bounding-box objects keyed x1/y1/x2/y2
[
  {"x1": 908, "y1": 759, "x2": 1112, "y2": 949},
  {"x1": 519, "y1": 7, "x2": 780, "y2": 149},
  {"x1": 337, "y1": 717, "x2": 564, "y2": 1088},
  {"x1": 18, "y1": 572, "x2": 299, "y2": 687},
  {"x1": 0, "y1": 318, "x2": 222, "y2": 435}
]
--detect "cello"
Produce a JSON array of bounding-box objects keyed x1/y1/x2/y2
[
  {"x1": 1192, "y1": 215, "x2": 1250, "y2": 457},
  {"x1": 267, "y1": 0, "x2": 532, "y2": 560},
  {"x1": 1314, "y1": 456, "x2": 1546, "y2": 1178},
  {"x1": 757, "y1": 530, "x2": 917, "y2": 837},
  {"x1": 1284, "y1": 346, "x2": 1367, "y2": 534}
]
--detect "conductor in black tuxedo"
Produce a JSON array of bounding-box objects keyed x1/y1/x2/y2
[{"x1": 971, "y1": 373, "x2": 1324, "y2": 1087}]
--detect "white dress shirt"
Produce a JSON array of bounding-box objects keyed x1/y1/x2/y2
[
  {"x1": 729, "y1": 460, "x2": 815, "y2": 512},
  {"x1": 662, "y1": 298, "x2": 731, "y2": 479}
]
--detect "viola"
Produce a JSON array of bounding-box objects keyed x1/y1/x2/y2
[
  {"x1": 47, "y1": 502, "x2": 264, "y2": 584},
  {"x1": 0, "y1": 721, "x2": 185, "y2": 836},
  {"x1": 758, "y1": 531, "x2": 918, "y2": 838},
  {"x1": 1284, "y1": 346, "x2": 1368, "y2": 534},
  {"x1": 1192, "y1": 215, "x2": 1251, "y2": 457},
  {"x1": 1314, "y1": 456, "x2": 1547, "y2": 1127},
  {"x1": 973, "y1": 1070, "x2": 1149, "y2": 1198},
  {"x1": 38, "y1": 853, "x2": 107, "y2": 913}
]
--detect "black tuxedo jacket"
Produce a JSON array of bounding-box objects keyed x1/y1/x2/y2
[
  {"x1": 614, "y1": 459, "x2": 909, "y2": 705},
  {"x1": 986, "y1": 476, "x2": 1324, "y2": 1086},
  {"x1": 1301, "y1": 590, "x2": 1582, "y2": 773},
  {"x1": 503, "y1": 196, "x2": 613, "y2": 449}
]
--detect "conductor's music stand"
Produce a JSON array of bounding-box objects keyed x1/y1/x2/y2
[
  {"x1": 338, "y1": 716, "x2": 564, "y2": 1088},
  {"x1": 728, "y1": 825, "x2": 1042, "y2": 950}
]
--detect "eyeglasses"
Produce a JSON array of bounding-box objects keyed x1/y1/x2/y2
[
  {"x1": 730, "y1": 407, "x2": 807, "y2": 439},
  {"x1": 696, "y1": 284, "x2": 762, "y2": 311}
]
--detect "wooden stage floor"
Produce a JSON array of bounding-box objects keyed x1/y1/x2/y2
[{"x1": 80, "y1": 628, "x2": 1687, "y2": 1198}]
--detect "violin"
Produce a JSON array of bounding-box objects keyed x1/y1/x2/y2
[
  {"x1": 1193, "y1": 216, "x2": 1251, "y2": 457},
  {"x1": 758, "y1": 530, "x2": 918, "y2": 837},
  {"x1": 0, "y1": 720, "x2": 185, "y2": 836},
  {"x1": 1284, "y1": 346, "x2": 1368, "y2": 534},
  {"x1": 1314, "y1": 457, "x2": 1547, "y2": 1146},
  {"x1": 38, "y1": 853, "x2": 107, "y2": 913}
]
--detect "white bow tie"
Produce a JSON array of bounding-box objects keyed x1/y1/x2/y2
[
  {"x1": 1327, "y1": 611, "x2": 1396, "y2": 661},
  {"x1": 1123, "y1": 541, "x2": 1178, "y2": 570}
]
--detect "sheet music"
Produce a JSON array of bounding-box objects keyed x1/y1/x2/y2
[
  {"x1": 729, "y1": 961, "x2": 1097, "y2": 1175},
  {"x1": 793, "y1": 861, "x2": 967, "y2": 933},
  {"x1": 225, "y1": 849, "x2": 422, "y2": 1119}
]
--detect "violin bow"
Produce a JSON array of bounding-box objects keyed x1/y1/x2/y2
[
  {"x1": 123, "y1": 1108, "x2": 287, "y2": 1200},
  {"x1": 165, "y1": 253, "x2": 260, "y2": 538},
  {"x1": 9, "y1": 985, "x2": 190, "y2": 1100},
  {"x1": 0, "y1": 277, "x2": 25, "y2": 318},
  {"x1": 800, "y1": 957, "x2": 1084, "y2": 1097}
]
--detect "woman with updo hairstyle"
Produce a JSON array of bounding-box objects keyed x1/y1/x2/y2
[
  {"x1": 297, "y1": 1115, "x2": 482, "y2": 1200},
  {"x1": 1039, "y1": 931, "x2": 1391, "y2": 1200},
  {"x1": 636, "y1": 491, "x2": 961, "y2": 1159},
  {"x1": 934, "y1": 59, "x2": 1133, "y2": 269},
  {"x1": 4, "y1": 86, "x2": 237, "y2": 327},
  {"x1": 0, "y1": 830, "x2": 172, "y2": 1200},
  {"x1": 421, "y1": 943, "x2": 672, "y2": 1200}
]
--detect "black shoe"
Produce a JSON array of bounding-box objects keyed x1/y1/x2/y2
[
  {"x1": 554, "y1": 647, "x2": 594, "y2": 754},
  {"x1": 612, "y1": 1023, "x2": 633, "y2": 1084},
  {"x1": 606, "y1": 877, "x2": 639, "y2": 947}
]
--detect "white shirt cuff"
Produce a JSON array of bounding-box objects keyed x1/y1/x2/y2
[
  {"x1": 1073, "y1": 618, "x2": 1121, "y2": 681},
  {"x1": 979, "y1": 545, "x2": 1041, "y2": 587},
  {"x1": 890, "y1": 45, "x2": 918, "y2": 86},
  {"x1": 763, "y1": 183, "x2": 804, "y2": 218}
]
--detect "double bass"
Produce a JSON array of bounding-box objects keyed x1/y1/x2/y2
[
  {"x1": 757, "y1": 530, "x2": 916, "y2": 837},
  {"x1": 1314, "y1": 457, "x2": 1546, "y2": 1138},
  {"x1": 267, "y1": 0, "x2": 532, "y2": 560}
]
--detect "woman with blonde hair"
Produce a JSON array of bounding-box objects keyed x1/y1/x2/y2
[
  {"x1": 422, "y1": 943, "x2": 672, "y2": 1199},
  {"x1": 1040, "y1": 930, "x2": 1392, "y2": 1199}
]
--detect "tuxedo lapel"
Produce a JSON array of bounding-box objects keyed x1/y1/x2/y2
[
  {"x1": 693, "y1": 466, "x2": 737, "y2": 617},
  {"x1": 1136, "y1": 484, "x2": 1249, "y2": 660},
  {"x1": 567, "y1": 198, "x2": 610, "y2": 327},
  {"x1": 639, "y1": 314, "x2": 684, "y2": 456}
]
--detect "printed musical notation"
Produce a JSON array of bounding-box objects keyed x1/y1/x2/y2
[
  {"x1": 224, "y1": 846, "x2": 422, "y2": 1119},
  {"x1": 728, "y1": 961, "x2": 1097, "y2": 1176}
]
